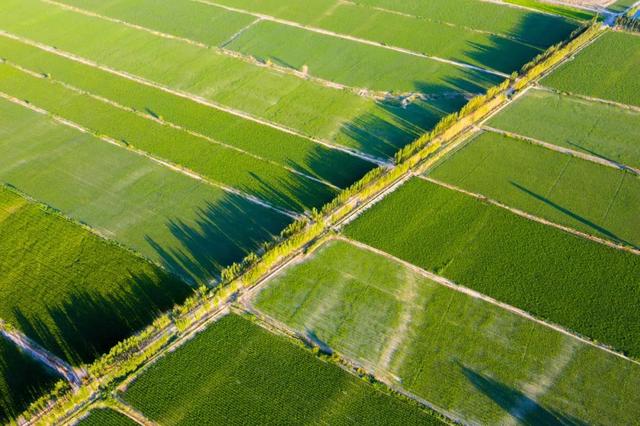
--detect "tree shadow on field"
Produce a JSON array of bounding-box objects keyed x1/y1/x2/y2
[
  {"x1": 510, "y1": 181, "x2": 637, "y2": 248},
  {"x1": 11, "y1": 270, "x2": 192, "y2": 366},
  {"x1": 460, "y1": 364, "x2": 588, "y2": 425}
]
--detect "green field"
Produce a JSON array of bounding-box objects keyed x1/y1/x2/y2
[
  {"x1": 0, "y1": 0, "x2": 473, "y2": 159},
  {"x1": 0, "y1": 338, "x2": 60, "y2": 424},
  {"x1": 428, "y1": 131, "x2": 640, "y2": 247},
  {"x1": 609, "y1": 0, "x2": 638, "y2": 13},
  {"x1": 0, "y1": 35, "x2": 374, "y2": 189},
  {"x1": 487, "y1": 88, "x2": 640, "y2": 170},
  {"x1": 0, "y1": 63, "x2": 337, "y2": 213},
  {"x1": 543, "y1": 31, "x2": 640, "y2": 107},
  {"x1": 206, "y1": 0, "x2": 579, "y2": 50},
  {"x1": 345, "y1": 178, "x2": 640, "y2": 356},
  {"x1": 76, "y1": 408, "x2": 137, "y2": 426},
  {"x1": 0, "y1": 185, "x2": 191, "y2": 364},
  {"x1": 0, "y1": 98, "x2": 291, "y2": 285},
  {"x1": 502, "y1": 0, "x2": 595, "y2": 20},
  {"x1": 122, "y1": 314, "x2": 442, "y2": 425},
  {"x1": 255, "y1": 239, "x2": 640, "y2": 424}
]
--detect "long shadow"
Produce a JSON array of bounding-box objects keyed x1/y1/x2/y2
[
  {"x1": 11, "y1": 270, "x2": 192, "y2": 365},
  {"x1": 510, "y1": 181, "x2": 636, "y2": 248},
  {"x1": 565, "y1": 140, "x2": 637, "y2": 173},
  {"x1": 461, "y1": 364, "x2": 588, "y2": 425}
]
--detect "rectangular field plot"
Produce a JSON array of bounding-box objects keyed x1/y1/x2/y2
[
  {"x1": 0, "y1": 0, "x2": 468, "y2": 159},
  {"x1": 0, "y1": 36, "x2": 374, "y2": 190},
  {"x1": 0, "y1": 63, "x2": 336, "y2": 214},
  {"x1": 543, "y1": 31, "x2": 640, "y2": 107},
  {"x1": 428, "y1": 131, "x2": 640, "y2": 247},
  {"x1": 76, "y1": 408, "x2": 137, "y2": 426},
  {"x1": 0, "y1": 98, "x2": 291, "y2": 285},
  {"x1": 121, "y1": 314, "x2": 442, "y2": 426},
  {"x1": 0, "y1": 338, "x2": 60, "y2": 424},
  {"x1": 487, "y1": 88, "x2": 640, "y2": 170},
  {"x1": 225, "y1": 20, "x2": 503, "y2": 93},
  {"x1": 345, "y1": 178, "x2": 640, "y2": 357},
  {"x1": 0, "y1": 185, "x2": 191, "y2": 364},
  {"x1": 254, "y1": 239, "x2": 640, "y2": 425}
]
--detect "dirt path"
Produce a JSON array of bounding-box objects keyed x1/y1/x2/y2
[
  {"x1": 0, "y1": 31, "x2": 382, "y2": 167},
  {"x1": 191, "y1": 0, "x2": 508, "y2": 78},
  {"x1": 483, "y1": 125, "x2": 640, "y2": 175},
  {"x1": 337, "y1": 235, "x2": 640, "y2": 367},
  {"x1": 421, "y1": 176, "x2": 640, "y2": 255},
  {"x1": 0, "y1": 320, "x2": 84, "y2": 388}
]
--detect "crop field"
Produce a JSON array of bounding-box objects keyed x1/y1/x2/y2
[
  {"x1": 254, "y1": 239, "x2": 640, "y2": 424},
  {"x1": 428, "y1": 131, "x2": 640, "y2": 247},
  {"x1": 0, "y1": 0, "x2": 479, "y2": 159},
  {"x1": 0, "y1": 98, "x2": 291, "y2": 284},
  {"x1": 345, "y1": 178, "x2": 640, "y2": 356},
  {"x1": 76, "y1": 409, "x2": 138, "y2": 426},
  {"x1": 0, "y1": 36, "x2": 374, "y2": 189},
  {"x1": 0, "y1": 184, "x2": 191, "y2": 364},
  {"x1": 0, "y1": 338, "x2": 60, "y2": 423},
  {"x1": 121, "y1": 314, "x2": 441, "y2": 425},
  {"x1": 543, "y1": 31, "x2": 640, "y2": 107},
  {"x1": 487, "y1": 88, "x2": 640, "y2": 170}
]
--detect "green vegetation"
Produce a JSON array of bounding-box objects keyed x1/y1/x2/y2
[
  {"x1": 429, "y1": 131, "x2": 640, "y2": 247},
  {"x1": 609, "y1": 0, "x2": 638, "y2": 13},
  {"x1": 0, "y1": 184, "x2": 191, "y2": 364},
  {"x1": 0, "y1": 339, "x2": 60, "y2": 424},
  {"x1": 502, "y1": 0, "x2": 595, "y2": 21},
  {"x1": 122, "y1": 314, "x2": 441, "y2": 425},
  {"x1": 209, "y1": 0, "x2": 579, "y2": 49},
  {"x1": 488, "y1": 88, "x2": 640, "y2": 169},
  {"x1": 543, "y1": 31, "x2": 640, "y2": 107},
  {"x1": 0, "y1": 98, "x2": 291, "y2": 285},
  {"x1": 0, "y1": 63, "x2": 336, "y2": 213},
  {"x1": 0, "y1": 0, "x2": 471, "y2": 159},
  {"x1": 0, "y1": 35, "x2": 374, "y2": 189},
  {"x1": 255, "y1": 239, "x2": 640, "y2": 425},
  {"x1": 77, "y1": 408, "x2": 137, "y2": 426},
  {"x1": 346, "y1": 178, "x2": 640, "y2": 356}
]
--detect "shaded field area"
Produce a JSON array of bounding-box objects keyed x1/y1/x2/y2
[
  {"x1": 0, "y1": 35, "x2": 374, "y2": 189},
  {"x1": 428, "y1": 131, "x2": 640, "y2": 247},
  {"x1": 345, "y1": 178, "x2": 640, "y2": 356},
  {"x1": 0, "y1": 0, "x2": 472, "y2": 159},
  {"x1": 122, "y1": 314, "x2": 442, "y2": 425},
  {"x1": 0, "y1": 98, "x2": 291, "y2": 285},
  {"x1": 543, "y1": 31, "x2": 640, "y2": 107},
  {"x1": 255, "y1": 239, "x2": 640, "y2": 425},
  {"x1": 76, "y1": 408, "x2": 137, "y2": 426},
  {"x1": 0, "y1": 62, "x2": 337, "y2": 214},
  {"x1": 202, "y1": 0, "x2": 580, "y2": 50},
  {"x1": 0, "y1": 338, "x2": 60, "y2": 424},
  {"x1": 0, "y1": 185, "x2": 191, "y2": 364},
  {"x1": 487, "y1": 88, "x2": 640, "y2": 170},
  {"x1": 609, "y1": 0, "x2": 638, "y2": 13}
]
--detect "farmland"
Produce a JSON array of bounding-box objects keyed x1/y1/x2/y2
[
  {"x1": 0, "y1": 338, "x2": 59, "y2": 423},
  {"x1": 486, "y1": 88, "x2": 640, "y2": 170},
  {"x1": 121, "y1": 314, "x2": 442, "y2": 425},
  {"x1": 543, "y1": 31, "x2": 640, "y2": 107},
  {"x1": 254, "y1": 239, "x2": 640, "y2": 424},
  {"x1": 0, "y1": 184, "x2": 191, "y2": 364},
  {"x1": 345, "y1": 178, "x2": 640, "y2": 356},
  {"x1": 0, "y1": 98, "x2": 291, "y2": 284},
  {"x1": 428, "y1": 131, "x2": 640, "y2": 247},
  {"x1": 76, "y1": 409, "x2": 137, "y2": 426}
]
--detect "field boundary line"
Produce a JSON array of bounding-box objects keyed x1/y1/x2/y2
[
  {"x1": 220, "y1": 17, "x2": 262, "y2": 48},
  {"x1": 335, "y1": 235, "x2": 640, "y2": 366},
  {"x1": 420, "y1": 175, "x2": 640, "y2": 255},
  {"x1": 0, "y1": 30, "x2": 384, "y2": 167},
  {"x1": 39, "y1": 0, "x2": 404, "y2": 104},
  {"x1": 0, "y1": 320, "x2": 84, "y2": 389},
  {"x1": 483, "y1": 125, "x2": 640, "y2": 175},
  {"x1": 191, "y1": 0, "x2": 509, "y2": 78},
  {"x1": 0, "y1": 90, "x2": 300, "y2": 220},
  {"x1": 109, "y1": 396, "x2": 156, "y2": 426},
  {"x1": 0, "y1": 59, "x2": 340, "y2": 191},
  {"x1": 536, "y1": 84, "x2": 640, "y2": 113}
]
